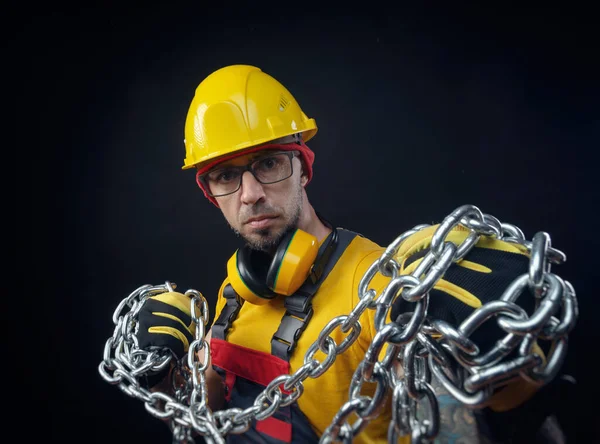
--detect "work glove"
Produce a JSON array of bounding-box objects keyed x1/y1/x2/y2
[
  {"x1": 389, "y1": 223, "x2": 573, "y2": 441},
  {"x1": 390, "y1": 223, "x2": 533, "y2": 352},
  {"x1": 137, "y1": 291, "x2": 197, "y2": 387}
]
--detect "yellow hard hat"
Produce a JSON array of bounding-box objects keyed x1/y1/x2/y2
[{"x1": 182, "y1": 64, "x2": 318, "y2": 170}]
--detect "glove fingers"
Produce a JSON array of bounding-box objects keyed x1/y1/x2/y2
[
  {"x1": 142, "y1": 327, "x2": 189, "y2": 358},
  {"x1": 399, "y1": 245, "x2": 534, "y2": 316},
  {"x1": 392, "y1": 246, "x2": 534, "y2": 352},
  {"x1": 144, "y1": 298, "x2": 194, "y2": 325},
  {"x1": 390, "y1": 287, "x2": 516, "y2": 356},
  {"x1": 441, "y1": 248, "x2": 533, "y2": 307},
  {"x1": 138, "y1": 298, "x2": 196, "y2": 358},
  {"x1": 390, "y1": 286, "x2": 463, "y2": 327}
]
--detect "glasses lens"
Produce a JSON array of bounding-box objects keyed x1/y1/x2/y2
[
  {"x1": 251, "y1": 153, "x2": 293, "y2": 184},
  {"x1": 205, "y1": 167, "x2": 242, "y2": 196}
]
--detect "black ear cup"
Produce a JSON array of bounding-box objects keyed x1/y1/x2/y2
[
  {"x1": 265, "y1": 230, "x2": 297, "y2": 291},
  {"x1": 236, "y1": 246, "x2": 277, "y2": 299}
]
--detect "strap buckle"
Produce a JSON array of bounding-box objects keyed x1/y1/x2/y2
[{"x1": 271, "y1": 307, "x2": 314, "y2": 358}]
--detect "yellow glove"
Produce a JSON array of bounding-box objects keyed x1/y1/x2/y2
[
  {"x1": 136, "y1": 291, "x2": 198, "y2": 388},
  {"x1": 391, "y1": 223, "x2": 533, "y2": 334},
  {"x1": 138, "y1": 291, "x2": 197, "y2": 358},
  {"x1": 390, "y1": 224, "x2": 543, "y2": 410}
]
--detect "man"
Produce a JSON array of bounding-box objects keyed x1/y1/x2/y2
[
  {"x1": 136, "y1": 65, "x2": 573, "y2": 443},
  {"x1": 139, "y1": 64, "x2": 395, "y2": 443}
]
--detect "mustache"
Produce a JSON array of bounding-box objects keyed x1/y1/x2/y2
[{"x1": 239, "y1": 202, "x2": 279, "y2": 223}]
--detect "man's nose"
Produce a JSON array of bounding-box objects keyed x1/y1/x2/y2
[{"x1": 239, "y1": 171, "x2": 266, "y2": 205}]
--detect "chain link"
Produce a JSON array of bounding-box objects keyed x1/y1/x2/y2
[{"x1": 98, "y1": 204, "x2": 578, "y2": 442}]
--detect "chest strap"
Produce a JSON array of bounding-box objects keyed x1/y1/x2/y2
[{"x1": 212, "y1": 228, "x2": 359, "y2": 361}]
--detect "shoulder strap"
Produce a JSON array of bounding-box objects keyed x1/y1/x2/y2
[
  {"x1": 271, "y1": 228, "x2": 358, "y2": 360},
  {"x1": 211, "y1": 283, "x2": 243, "y2": 341}
]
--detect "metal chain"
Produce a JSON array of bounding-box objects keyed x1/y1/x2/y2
[{"x1": 98, "y1": 204, "x2": 578, "y2": 443}]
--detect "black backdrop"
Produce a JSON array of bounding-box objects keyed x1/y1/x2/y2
[{"x1": 16, "y1": 4, "x2": 598, "y2": 443}]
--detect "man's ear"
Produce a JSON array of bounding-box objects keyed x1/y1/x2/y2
[{"x1": 299, "y1": 159, "x2": 309, "y2": 186}]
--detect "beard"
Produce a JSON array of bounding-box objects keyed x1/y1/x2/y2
[
  {"x1": 249, "y1": 211, "x2": 300, "y2": 252},
  {"x1": 232, "y1": 184, "x2": 303, "y2": 253}
]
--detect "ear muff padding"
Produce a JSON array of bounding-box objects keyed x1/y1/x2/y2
[
  {"x1": 227, "y1": 247, "x2": 277, "y2": 305},
  {"x1": 265, "y1": 230, "x2": 297, "y2": 291}
]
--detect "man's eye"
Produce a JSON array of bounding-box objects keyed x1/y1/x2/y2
[
  {"x1": 257, "y1": 157, "x2": 278, "y2": 169},
  {"x1": 212, "y1": 170, "x2": 238, "y2": 182}
]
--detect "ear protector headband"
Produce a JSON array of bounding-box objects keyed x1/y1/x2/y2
[{"x1": 226, "y1": 227, "x2": 339, "y2": 305}]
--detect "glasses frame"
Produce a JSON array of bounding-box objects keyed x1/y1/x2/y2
[{"x1": 197, "y1": 151, "x2": 299, "y2": 198}]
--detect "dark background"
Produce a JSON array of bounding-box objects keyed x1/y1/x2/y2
[{"x1": 14, "y1": 4, "x2": 598, "y2": 443}]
